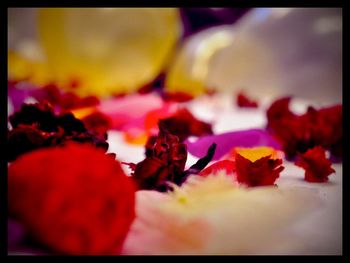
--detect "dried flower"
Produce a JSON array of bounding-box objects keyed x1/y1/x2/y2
[
  {"x1": 266, "y1": 97, "x2": 342, "y2": 160},
  {"x1": 124, "y1": 123, "x2": 216, "y2": 191},
  {"x1": 295, "y1": 146, "x2": 335, "y2": 183},
  {"x1": 7, "y1": 102, "x2": 108, "y2": 161},
  {"x1": 234, "y1": 147, "x2": 284, "y2": 187}
]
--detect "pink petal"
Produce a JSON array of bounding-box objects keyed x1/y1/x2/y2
[{"x1": 185, "y1": 129, "x2": 281, "y2": 160}]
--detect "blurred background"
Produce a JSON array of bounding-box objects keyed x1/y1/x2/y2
[{"x1": 8, "y1": 8, "x2": 342, "y2": 104}]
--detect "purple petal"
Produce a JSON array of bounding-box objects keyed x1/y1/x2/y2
[
  {"x1": 8, "y1": 219, "x2": 25, "y2": 248},
  {"x1": 185, "y1": 129, "x2": 281, "y2": 160},
  {"x1": 8, "y1": 82, "x2": 47, "y2": 112}
]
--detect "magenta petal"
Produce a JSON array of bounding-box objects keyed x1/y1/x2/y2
[
  {"x1": 8, "y1": 219, "x2": 25, "y2": 248},
  {"x1": 98, "y1": 94, "x2": 165, "y2": 131},
  {"x1": 185, "y1": 129, "x2": 281, "y2": 160},
  {"x1": 8, "y1": 82, "x2": 47, "y2": 112}
]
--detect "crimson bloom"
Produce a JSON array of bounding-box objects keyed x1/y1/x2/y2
[
  {"x1": 266, "y1": 97, "x2": 342, "y2": 160},
  {"x1": 125, "y1": 123, "x2": 216, "y2": 191},
  {"x1": 295, "y1": 146, "x2": 335, "y2": 183},
  {"x1": 7, "y1": 102, "x2": 108, "y2": 161},
  {"x1": 8, "y1": 143, "x2": 136, "y2": 255},
  {"x1": 235, "y1": 152, "x2": 284, "y2": 187}
]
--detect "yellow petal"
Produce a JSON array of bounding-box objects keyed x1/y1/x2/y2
[
  {"x1": 38, "y1": 8, "x2": 182, "y2": 97},
  {"x1": 234, "y1": 146, "x2": 281, "y2": 162}
]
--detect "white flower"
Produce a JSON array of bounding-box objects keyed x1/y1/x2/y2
[{"x1": 122, "y1": 172, "x2": 322, "y2": 255}]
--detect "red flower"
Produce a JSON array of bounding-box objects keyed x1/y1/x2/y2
[
  {"x1": 7, "y1": 102, "x2": 108, "y2": 161},
  {"x1": 125, "y1": 123, "x2": 216, "y2": 191},
  {"x1": 236, "y1": 92, "x2": 258, "y2": 108},
  {"x1": 125, "y1": 124, "x2": 188, "y2": 191},
  {"x1": 159, "y1": 108, "x2": 213, "y2": 142},
  {"x1": 295, "y1": 146, "x2": 335, "y2": 183},
  {"x1": 235, "y1": 153, "x2": 284, "y2": 187},
  {"x1": 199, "y1": 160, "x2": 236, "y2": 177},
  {"x1": 42, "y1": 84, "x2": 100, "y2": 111},
  {"x1": 8, "y1": 143, "x2": 136, "y2": 255},
  {"x1": 266, "y1": 97, "x2": 342, "y2": 160},
  {"x1": 81, "y1": 111, "x2": 112, "y2": 136}
]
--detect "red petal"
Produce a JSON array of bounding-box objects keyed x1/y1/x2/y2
[
  {"x1": 236, "y1": 92, "x2": 258, "y2": 108},
  {"x1": 199, "y1": 160, "x2": 236, "y2": 176}
]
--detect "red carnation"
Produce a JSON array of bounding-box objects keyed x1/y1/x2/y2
[
  {"x1": 236, "y1": 92, "x2": 258, "y2": 108},
  {"x1": 8, "y1": 143, "x2": 136, "y2": 255},
  {"x1": 125, "y1": 123, "x2": 216, "y2": 191},
  {"x1": 266, "y1": 97, "x2": 342, "y2": 160},
  {"x1": 125, "y1": 123, "x2": 188, "y2": 191},
  {"x1": 235, "y1": 153, "x2": 284, "y2": 187},
  {"x1": 295, "y1": 146, "x2": 335, "y2": 183}
]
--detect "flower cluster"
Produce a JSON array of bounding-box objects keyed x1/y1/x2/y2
[
  {"x1": 7, "y1": 102, "x2": 108, "y2": 161},
  {"x1": 266, "y1": 97, "x2": 342, "y2": 160}
]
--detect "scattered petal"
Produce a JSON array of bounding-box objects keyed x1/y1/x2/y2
[
  {"x1": 199, "y1": 160, "x2": 236, "y2": 177},
  {"x1": 97, "y1": 93, "x2": 165, "y2": 131},
  {"x1": 122, "y1": 174, "x2": 322, "y2": 255},
  {"x1": 236, "y1": 92, "x2": 258, "y2": 108},
  {"x1": 185, "y1": 129, "x2": 281, "y2": 160}
]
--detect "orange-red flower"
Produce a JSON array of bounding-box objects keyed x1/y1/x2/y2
[
  {"x1": 266, "y1": 97, "x2": 342, "y2": 160},
  {"x1": 295, "y1": 146, "x2": 335, "y2": 183},
  {"x1": 234, "y1": 147, "x2": 284, "y2": 187}
]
